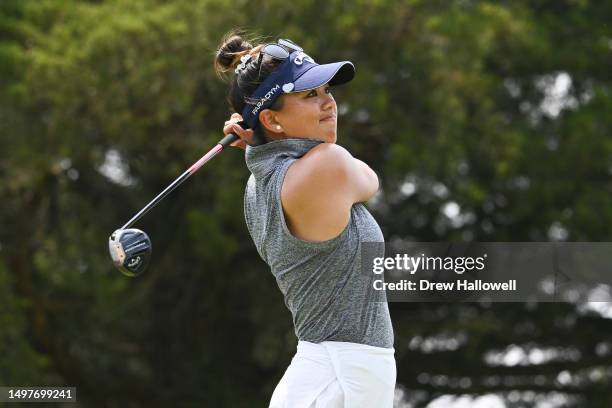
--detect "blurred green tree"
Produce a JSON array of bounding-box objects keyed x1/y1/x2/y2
[{"x1": 1, "y1": 0, "x2": 611, "y2": 406}]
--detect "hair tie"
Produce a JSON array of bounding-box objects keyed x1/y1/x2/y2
[{"x1": 234, "y1": 54, "x2": 252, "y2": 74}]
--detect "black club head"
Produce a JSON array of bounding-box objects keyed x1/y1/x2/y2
[{"x1": 108, "y1": 228, "x2": 152, "y2": 277}]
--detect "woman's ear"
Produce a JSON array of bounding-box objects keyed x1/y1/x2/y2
[{"x1": 259, "y1": 109, "x2": 283, "y2": 134}]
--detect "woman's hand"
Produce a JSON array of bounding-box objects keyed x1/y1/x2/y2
[{"x1": 223, "y1": 113, "x2": 255, "y2": 150}]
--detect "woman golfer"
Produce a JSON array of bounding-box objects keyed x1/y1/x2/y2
[{"x1": 215, "y1": 32, "x2": 395, "y2": 408}]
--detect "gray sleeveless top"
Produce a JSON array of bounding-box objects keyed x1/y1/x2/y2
[{"x1": 244, "y1": 138, "x2": 393, "y2": 348}]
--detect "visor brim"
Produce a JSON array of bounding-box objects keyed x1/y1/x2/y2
[{"x1": 293, "y1": 61, "x2": 355, "y2": 92}]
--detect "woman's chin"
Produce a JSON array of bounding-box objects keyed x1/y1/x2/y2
[{"x1": 318, "y1": 126, "x2": 336, "y2": 142}]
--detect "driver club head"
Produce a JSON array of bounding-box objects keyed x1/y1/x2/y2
[{"x1": 108, "y1": 228, "x2": 152, "y2": 277}]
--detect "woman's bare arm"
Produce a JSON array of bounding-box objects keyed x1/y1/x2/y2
[{"x1": 281, "y1": 143, "x2": 379, "y2": 241}]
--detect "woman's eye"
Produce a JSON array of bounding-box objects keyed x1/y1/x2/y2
[{"x1": 307, "y1": 87, "x2": 331, "y2": 97}]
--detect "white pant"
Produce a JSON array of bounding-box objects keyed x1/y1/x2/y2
[{"x1": 269, "y1": 341, "x2": 396, "y2": 408}]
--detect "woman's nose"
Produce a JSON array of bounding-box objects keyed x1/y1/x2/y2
[{"x1": 321, "y1": 92, "x2": 335, "y2": 108}]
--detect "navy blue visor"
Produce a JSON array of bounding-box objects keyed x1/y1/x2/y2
[{"x1": 241, "y1": 44, "x2": 355, "y2": 129}]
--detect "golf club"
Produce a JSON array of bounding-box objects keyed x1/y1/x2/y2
[{"x1": 109, "y1": 128, "x2": 242, "y2": 277}]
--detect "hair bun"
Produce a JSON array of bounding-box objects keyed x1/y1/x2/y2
[{"x1": 214, "y1": 32, "x2": 254, "y2": 76}]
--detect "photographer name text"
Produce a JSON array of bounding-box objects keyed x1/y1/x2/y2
[{"x1": 373, "y1": 279, "x2": 517, "y2": 292}]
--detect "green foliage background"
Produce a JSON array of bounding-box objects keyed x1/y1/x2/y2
[{"x1": 1, "y1": 0, "x2": 611, "y2": 406}]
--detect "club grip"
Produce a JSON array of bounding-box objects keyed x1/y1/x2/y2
[
  {"x1": 217, "y1": 120, "x2": 250, "y2": 148},
  {"x1": 218, "y1": 133, "x2": 239, "y2": 148}
]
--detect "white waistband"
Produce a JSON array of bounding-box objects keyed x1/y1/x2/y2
[{"x1": 297, "y1": 340, "x2": 395, "y2": 354}]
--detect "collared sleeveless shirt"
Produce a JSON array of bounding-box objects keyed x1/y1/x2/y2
[{"x1": 244, "y1": 138, "x2": 393, "y2": 348}]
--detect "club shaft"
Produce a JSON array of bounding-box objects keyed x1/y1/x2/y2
[{"x1": 120, "y1": 133, "x2": 238, "y2": 230}]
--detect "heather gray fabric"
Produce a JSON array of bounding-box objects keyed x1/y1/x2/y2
[{"x1": 244, "y1": 138, "x2": 393, "y2": 348}]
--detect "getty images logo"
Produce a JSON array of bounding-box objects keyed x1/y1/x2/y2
[{"x1": 252, "y1": 84, "x2": 281, "y2": 115}]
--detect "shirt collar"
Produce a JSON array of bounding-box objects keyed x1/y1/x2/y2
[{"x1": 245, "y1": 138, "x2": 323, "y2": 179}]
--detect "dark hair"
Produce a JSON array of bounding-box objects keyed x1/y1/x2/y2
[{"x1": 214, "y1": 30, "x2": 285, "y2": 144}]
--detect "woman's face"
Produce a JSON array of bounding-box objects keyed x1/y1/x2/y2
[{"x1": 266, "y1": 85, "x2": 338, "y2": 143}]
